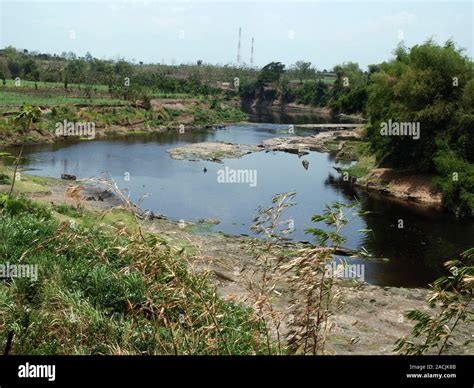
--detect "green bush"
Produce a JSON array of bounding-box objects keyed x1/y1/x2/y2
[
  {"x1": 0, "y1": 194, "x2": 52, "y2": 218},
  {"x1": 0, "y1": 173, "x2": 11, "y2": 185},
  {"x1": 433, "y1": 145, "x2": 474, "y2": 217}
]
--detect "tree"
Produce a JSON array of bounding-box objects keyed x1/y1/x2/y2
[
  {"x1": 295, "y1": 80, "x2": 329, "y2": 106},
  {"x1": 7, "y1": 58, "x2": 20, "y2": 78},
  {"x1": 84, "y1": 51, "x2": 93, "y2": 62},
  {"x1": 10, "y1": 105, "x2": 42, "y2": 196},
  {"x1": 65, "y1": 59, "x2": 87, "y2": 84},
  {"x1": 365, "y1": 39, "x2": 474, "y2": 216},
  {"x1": 21, "y1": 58, "x2": 39, "y2": 79},
  {"x1": 293, "y1": 61, "x2": 313, "y2": 83},
  {"x1": 258, "y1": 62, "x2": 285, "y2": 85},
  {"x1": 14, "y1": 104, "x2": 42, "y2": 133}
]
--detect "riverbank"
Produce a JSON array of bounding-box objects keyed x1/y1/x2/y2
[
  {"x1": 0, "y1": 166, "x2": 471, "y2": 355},
  {"x1": 0, "y1": 97, "x2": 247, "y2": 147},
  {"x1": 241, "y1": 99, "x2": 365, "y2": 123}
]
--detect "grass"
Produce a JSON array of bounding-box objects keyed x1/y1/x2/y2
[
  {"x1": 336, "y1": 141, "x2": 376, "y2": 178},
  {"x1": 0, "y1": 87, "x2": 247, "y2": 148},
  {"x1": 345, "y1": 154, "x2": 377, "y2": 179},
  {"x1": 0, "y1": 173, "x2": 10, "y2": 185},
  {"x1": 0, "y1": 91, "x2": 128, "y2": 107},
  {"x1": 0, "y1": 79, "x2": 109, "y2": 91},
  {"x1": 0, "y1": 176, "x2": 51, "y2": 195},
  {"x1": 0, "y1": 164, "x2": 59, "y2": 194},
  {"x1": 0, "y1": 197, "x2": 269, "y2": 355},
  {"x1": 150, "y1": 92, "x2": 194, "y2": 99}
]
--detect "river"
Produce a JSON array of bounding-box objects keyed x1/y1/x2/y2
[{"x1": 8, "y1": 123, "x2": 474, "y2": 288}]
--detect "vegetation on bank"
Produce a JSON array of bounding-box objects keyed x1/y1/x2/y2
[
  {"x1": 0, "y1": 99, "x2": 246, "y2": 146},
  {"x1": 365, "y1": 41, "x2": 474, "y2": 217}
]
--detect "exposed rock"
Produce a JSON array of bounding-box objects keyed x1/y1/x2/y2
[
  {"x1": 198, "y1": 218, "x2": 220, "y2": 225},
  {"x1": 167, "y1": 141, "x2": 261, "y2": 162},
  {"x1": 61, "y1": 174, "x2": 76, "y2": 181},
  {"x1": 262, "y1": 129, "x2": 363, "y2": 154}
]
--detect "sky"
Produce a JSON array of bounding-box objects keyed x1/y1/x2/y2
[{"x1": 0, "y1": 0, "x2": 472, "y2": 70}]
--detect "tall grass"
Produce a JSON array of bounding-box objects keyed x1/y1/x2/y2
[{"x1": 0, "y1": 198, "x2": 267, "y2": 355}]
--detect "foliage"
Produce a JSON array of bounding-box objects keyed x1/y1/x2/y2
[
  {"x1": 364, "y1": 40, "x2": 474, "y2": 216},
  {"x1": 292, "y1": 61, "x2": 314, "y2": 83},
  {"x1": 14, "y1": 104, "x2": 42, "y2": 132},
  {"x1": 305, "y1": 201, "x2": 371, "y2": 247},
  {"x1": 0, "y1": 173, "x2": 10, "y2": 185},
  {"x1": 295, "y1": 80, "x2": 330, "y2": 106},
  {"x1": 395, "y1": 248, "x2": 473, "y2": 355},
  {"x1": 0, "y1": 194, "x2": 52, "y2": 219},
  {"x1": 0, "y1": 206, "x2": 268, "y2": 355},
  {"x1": 433, "y1": 142, "x2": 474, "y2": 218},
  {"x1": 258, "y1": 62, "x2": 286, "y2": 85},
  {"x1": 247, "y1": 194, "x2": 371, "y2": 355}
]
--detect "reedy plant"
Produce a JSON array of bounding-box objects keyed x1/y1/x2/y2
[
  {"x1": 281, "y1": 201, "x2": 370, "y2": 355},
  {"x1": 247, "y1": 191, "x2": 297, "y2": 354},
  {"x1": 247, "y1": 195, "x2": 371, "y2": 355},
  {"x1": 395, "y1": 248, "x2": 474, "y2": 355}
]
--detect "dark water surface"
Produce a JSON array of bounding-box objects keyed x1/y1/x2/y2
[
  {"x1": 240, "y1": 104, "x2": 358, "y2": 125},
  {"x1": 8, "y1": 124, "x2": 473, "y2": 287}
]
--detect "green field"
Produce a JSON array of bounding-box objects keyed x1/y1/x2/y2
[
  {"x1": 0, "y1": 79, "x2": 109, "y2": 91},
  {"x1": 0, "y1": 90, "x2": 128, "y2": 107}
]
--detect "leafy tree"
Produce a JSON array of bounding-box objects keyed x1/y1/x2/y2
[
  {"x1": 365, "y1": 39, "x2": 473, "y2": 216},
  {"x1": 295, "y1": 80, "x2": 329, "y2": 106},
  {"x1": 258, "y1": 62, "x2": 285, "y2": 85},
  {"x1": 293, "y1": 60, "x2": 313, "y2": 83},
  {"x1": 14, "y1": 104, "x2": 42, "y2": 133},
  {"x1": 7, "y1": 58, "x2": 20, "y2": 78}
]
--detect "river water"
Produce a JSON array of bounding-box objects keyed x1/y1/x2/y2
[{"x1": 8, "y1": 123, "x2": 473, "y2": 288}]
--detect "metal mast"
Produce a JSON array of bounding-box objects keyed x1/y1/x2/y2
[
  {"x1": 250, "y1": 37, "x2": 254, "y2": 67},
  {"x1": 237, "y1": 27, "x2": 242, "y2": 64}
]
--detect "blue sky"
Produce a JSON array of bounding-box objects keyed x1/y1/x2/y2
[{"x1": 0, "y1": 0, "x2": 472, "y2": 69}]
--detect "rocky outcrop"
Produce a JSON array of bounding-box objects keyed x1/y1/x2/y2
[{"x1": 167, "y1": 141, "x2": 263, "y2": 162}]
